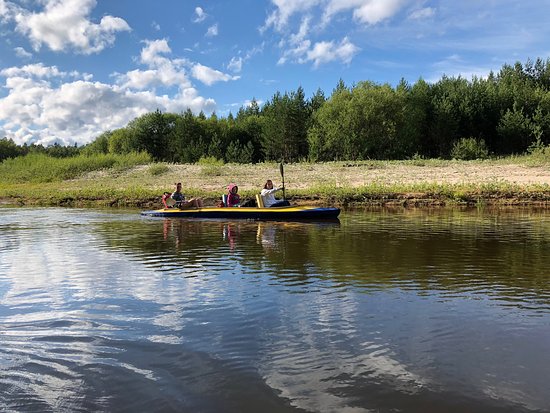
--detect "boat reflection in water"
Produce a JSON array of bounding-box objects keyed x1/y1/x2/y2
[
  {"x1": 158, "y1": 217, "x2": 341, "y2": 259},
  {"x1": 121, "y1": 212, "x2": 550, "y2": 301}
]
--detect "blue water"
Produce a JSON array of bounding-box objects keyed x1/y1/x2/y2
[{"x1": 1, "y1": 207, "x2": 549, "y2": 412}]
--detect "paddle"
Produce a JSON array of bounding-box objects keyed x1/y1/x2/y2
[{"x1": 279, "y1": 162, "x2": 286, "y2": 200}]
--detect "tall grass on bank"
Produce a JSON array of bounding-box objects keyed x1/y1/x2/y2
[
  {"x1": 304, "y1": 180, "x2": 550, "y2": 205},
  {"x1": 148, "y1": 162, "x2": 170, "y2": 176},
  {"x1": 198, "y1": 156, "x2": 225, "y2": 176},
  {"x1": 0, "y1": 152, "x2": 151, "y2": 183}
]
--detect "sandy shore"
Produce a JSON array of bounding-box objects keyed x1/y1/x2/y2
[{"x1": 115, "y1": 161, "x2": 550, "y2": 191}]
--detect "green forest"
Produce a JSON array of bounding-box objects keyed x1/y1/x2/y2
[{"x1": 2, "y1": 58, "x2": 550, "y2": 164}]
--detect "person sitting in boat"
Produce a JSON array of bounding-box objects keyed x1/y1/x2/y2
[
  {"x1": 260, "y1": 179, "x2": 290, "y2": 207},
  {"x1": 227, "y1": 183, "x2": 241, "y2": 207},
  {"x1": 162, "y1": 192, "x2": 175, "y2": 208},
  {"x1": 225, "y1": 183, "x2": 256, "y2": 207},
  {"x1": 171, "y1": 182, "x2": 204, "y2": 209}
]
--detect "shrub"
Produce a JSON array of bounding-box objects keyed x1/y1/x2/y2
[
  {"x1": 527, "y1": 136, "x2": 548, "y2": 155},
  {"x1": 148, "y1": 163, "x2": 170, "y2": 176},
  {"x1": 197, "y1": 156, "x2": 224, "y2": 166},
  {"x1": 524, "y1": 136, "x2": 550, "y2": 164},
  {"x1": 198, "y1": 156, "x2": 224, "y2": 176},
  {"x1": 450, "y1": 138, "x2": 489, "y2": 160},
  {"x1": 410, "y1": 152, "x2": 427, "y2": 166}
]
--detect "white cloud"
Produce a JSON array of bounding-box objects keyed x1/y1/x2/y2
[
  {"x1": 278, "y1": 38, "x2": 311, "y2": 65},
  {"x1": 116, "y1": 69, "x2": 162, "y2": 90},
  {"x1": 193, "y1": 6, "x2": 207, "y2": 23},
  {"x1": 264, "y1": 0, "x2": 408, "y2": 31},
  {"x1": 0, "y1": 0, "x2": 17, "y2": 22},
  {"x1": 227, "y1": 56, "x2": 243, "y2": 73},
  {"x1": 14, "y1": 46, "x2": 32, "y2": 59},
  {"x1": 262, "y1": 0, "x2": 319, "y2": 32},
  {"x1": 0, "y1": 67, "x2": 216, "y2": 146},
  {"x1": 306, "y1": 37, "x2": 360, "y2": 67},
  {"x1": 227, "y1": 43, "x2": 264, "y2": 73},
  {"x1": 351, "y1": 0, "x2": 405, "y2": 25},
  {"x1": 263, "y1": 0, "x2": 403, "y2": 66},
  {"x1": 320, "y1": 0, "x2": 407, "y2": 25},
  {"x1": 290, "y1": 16, "x2": 311, "y2": 44},
  {"x1": 279, "y1": 35, "x2": 359, "y2": 67},
  {"x1": 124, "y1": 39, "x2": 191, "y2": 90},
  {"x1": 191, "y1": 63, "x2": 239, "y2": 86},
  {"x1": 0, "y1": 37, "x2": 241, "y2": 145},
  {"x1": 408, "y1": 7, "x2": 435, "y2": 20},
  {"x1": 205, "y1": 23, "x2": 218, "y2": 37},
  {"x1": 0, "y1": 0, "x2": 9, "y2": 19},
  {"x1": 139, "y1": 39, "x2": 173, "y2": 66},
  {"x1": 151, "y1": 20, "x2": 160, "y2": 31},
  {"x1": 1, "y1": 63, "x2": 67, "y2": 78},
  {"x1": 117, "y1": 39, "x2": 239, "y2": 89},
  {"x1": 9, "y1": 0, "x2": 130, "y2": 54}
]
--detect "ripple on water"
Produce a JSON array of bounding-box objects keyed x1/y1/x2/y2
[{"x1": 1, "y1": 208, "x2": 550, "y2": 412}]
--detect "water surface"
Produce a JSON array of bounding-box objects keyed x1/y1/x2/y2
[{"x1": 1, "y1": 207, "x2": 549, "y2": 412}]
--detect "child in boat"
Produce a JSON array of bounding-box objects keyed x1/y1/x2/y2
[
  {"x1": 227, "y1": 183, "x2": 241, "y2": 207},
  {"x1": 171, "y1": 182, "x2": 204, "y2": 208},
  {"x1": 260, "y1": 179, "x2": 290, "y2": 207}
]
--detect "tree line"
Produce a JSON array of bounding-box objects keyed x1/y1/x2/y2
[
  {"x1": 2, "y1": 57, "x2": 550, "y2": 163},
  {"x1": 0, "y1": 140, "x2": 79, "y2": 163}
]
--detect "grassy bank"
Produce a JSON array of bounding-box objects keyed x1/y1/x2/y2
[{"x1": 2, "y1": 153, "x2": 550, "y2": 207}]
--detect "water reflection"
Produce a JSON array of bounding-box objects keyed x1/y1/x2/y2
[
  {"x1": 101, "y1": 212, "x2": 550, "y2": 309},
  {"x1": 1, "y1": 207, "x2": 549, "y2": 412}
]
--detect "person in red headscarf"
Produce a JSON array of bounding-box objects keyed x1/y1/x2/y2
[{"x1": 227, "y1": 183, "x2": 241, "y2": 207}]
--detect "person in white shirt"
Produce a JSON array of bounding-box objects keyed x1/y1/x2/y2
[{"x1": 260, "y1": 179, "x2": 290, "y2": 207}]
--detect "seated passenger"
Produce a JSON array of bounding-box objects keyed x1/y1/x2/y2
[
  {"x1": 260, "y1": 179, "x2": 290, "y2": 207},
  {"x1": 162, "y1": 192, "x2": 175, "y2": 208},
  {"x1": 171, "y1": 182, "x2": 204, "y2": 209},
  {"x1": 227, "y1": 183, "x2": 241, "y2": 207}
]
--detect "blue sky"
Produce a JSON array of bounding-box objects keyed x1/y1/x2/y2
[{"x1": 0, "y1": 0, "x2": 549, "y2": 146}]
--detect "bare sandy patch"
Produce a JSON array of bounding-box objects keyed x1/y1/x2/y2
[{"x1": 148, "y1": 162, "x2": 550, "y2": 191}]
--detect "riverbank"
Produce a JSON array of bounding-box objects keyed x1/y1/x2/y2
[{"x1": 2, "y1": 158, "x2": 550, "y2": 207}]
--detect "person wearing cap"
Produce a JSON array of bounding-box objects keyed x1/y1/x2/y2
[{"x1": 171, "y1": 182, "x2": 204, "y2": 208}]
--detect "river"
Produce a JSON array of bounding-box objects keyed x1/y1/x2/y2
[{"x1": 1, "y1": 207, "x2": 549, "y2": 412}]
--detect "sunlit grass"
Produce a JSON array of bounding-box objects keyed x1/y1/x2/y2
[
  {"x1": 147, "y1": 162, "x2": 170, "y2": 176},
  {"x1": 0, "y1": 152, "x2": 151, "y2": 183},
  {"x1": 1, "y1": 154, "x2": 550, "y2": 207}
]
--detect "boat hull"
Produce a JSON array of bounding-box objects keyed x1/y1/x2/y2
[{"x1": 141, "y1": 205, "x2": 340, "y2": 220}]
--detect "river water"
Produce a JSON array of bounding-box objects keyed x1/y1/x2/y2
[{"x1": 1, "y1": 207, "x2": 549, "y2": 412}]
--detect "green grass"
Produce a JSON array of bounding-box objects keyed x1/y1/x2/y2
[
  {"x1": 148, "y1": 163, "x2": 170, "y2": 176},
  {"x1": 2, "y1": 152, "x2": 550, "y2": 207},
  {"x1": 198, "y1": 156, "x2": 225, "y2": 176},
  {"x1": 0, "y1": 152, "x2": 151, "y2": 183},
  {"x1": 299, "y1": 180, "x2": 550, "y2": 206}
]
